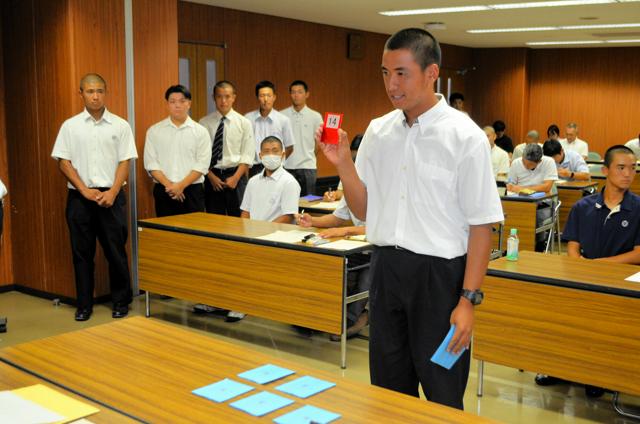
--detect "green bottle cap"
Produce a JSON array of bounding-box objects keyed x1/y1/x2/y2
[{"x1": 510, "y1": 228, "x2": 518, "y2": 235}]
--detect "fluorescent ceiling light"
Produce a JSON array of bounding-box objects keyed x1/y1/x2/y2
[
  {"x1": 606, "y1": 38, "x2": 640, "y2": 42},
  {"x1": 469, "y1": 22, "x2": 640, "y2": 33},
  {"x1": 526, "y1": 40, "x2": 604, "y2": 45},
  {"x1": 380, "y1": 0, "x2": 638, "y2": 16}
]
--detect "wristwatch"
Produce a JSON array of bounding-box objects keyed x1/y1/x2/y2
[
  {"x1": 460, "y1": 289, "x2": 484, "y2": 306},
  {"x1": 570, "y1": 172, "x2": 575, "y2": 179}
]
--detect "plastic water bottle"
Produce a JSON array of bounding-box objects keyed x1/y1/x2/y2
[{"x1": 506, "y1": 228, "x2": 519, "y2": 261}]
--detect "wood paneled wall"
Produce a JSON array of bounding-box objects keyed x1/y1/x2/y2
[
  {"x1": 177, "y1": 1, "x2": 473, "y2": 177},
  {"x1": 0, "y1": 22, "x2": 12, "y2": 286},
  {"x1": 527, "y1": 47, "x2": 640, "y2": 154},
  {"x1": 133, "y1": 0, "x2": 179, "y2": 220}
]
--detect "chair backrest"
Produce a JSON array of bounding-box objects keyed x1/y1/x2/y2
[
  {"x1": 589, "y1": 164, "x2": 603, "y2": 174},
  {"x1": 588, "y1": 151, "x2": 602, "y2": 161}
]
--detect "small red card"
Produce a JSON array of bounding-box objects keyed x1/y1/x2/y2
[{"x1": 320, "y1": 112, "x2": 343, "y2": 144}]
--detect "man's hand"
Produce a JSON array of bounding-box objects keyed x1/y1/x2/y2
[
  {"x1": 448, "y1": 299, "x2": 474, "y2": 354},
  {"x1": 97, "y1": 189, "x2": 118, "y2": 208},
  {"x1": 319, "y1": 227, "x2": 348, "y2": 239},
  {"x1": 165, "y1": 182, "x2": 185, "y2": 201},
  {"x1": 207, "y1": 172, "x2": 225, "y2": 191},
  {"x1": 315, "y1": 127, "x2": 351, "y2": 168},
  {"x1": 296, "y1": 213, "x2": 313, "y2": 227},
  {"x1": 557, "y1": 168, "x2": 571, "y2": 178},
  {"x1": 225, "y1": 174, "x2": 239, "y2": 190},
  {"x1": 506, "y1": 183, "x2": 523, "y2": 193},
  {"x1": 81, "y1": 188, "x2": 102, "y2": 203}
]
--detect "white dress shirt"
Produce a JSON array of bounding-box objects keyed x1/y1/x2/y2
[
  {"x1": 144, "y1": 116, "x2": 211, "y2": 184},
  {"x1": 508, "y1": 156, "x2": 558, "y2": 186},
  {"x1": 625, "y1": 138, "x2": 640, "y2": 159},
  {"x1": 0, "y1": 178, "x2": 6, "y2": 200},
  {"x1": 199, "y1": 109, "x2": 254, "y2": 169},
  {"x1": 240, "y1": 166, "x2": 300, "y2": 222},
  {"x1": 51, "y1": 108, "x2": 138, "y2": 189},
  {"x1": 281, "y1": 105, "x2": 324, "y2": 169},
  {"x1": 355, "y1": 95, "x2": 504, "y2": 259},
  {"x1": 490, "y1": 144, "x2": 510, "y2": 177},
  {"x1": 559, "y1": 137, "x2": 589, "y2": 158},
  {"x1": 244, "y1": 109, "x2": 295, "y2": 164},
  {"x1": 333, "y1": 197, "x2": 365, "y2": 227}
]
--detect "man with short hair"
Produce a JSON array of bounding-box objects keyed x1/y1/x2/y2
[
  {"x1": 144, "y1": 85, "x2": 211, "y2": 217},
  {"x1": 542, "y1": 139, "x2": 590, "y2": 181},
  {"x1": 449, "y1": 92, "x2": 468, "y2": 116},
  {"x1": 51, "y1": 73, "x2": 137, "y2": 322},
  {"x1": 493, "y1": 120, "x2": 514, "y2": 155},
  {"x1": 624, "y1": 133, "x2": 640, "y2": 159},
  {"x1": 560, "y1": 123, "x2": 589, "y2": 159},
  {"x1": 200, "y1": 80, "x2": 254, "y2": 215},
  {"x1": 245, "y1": 81, "x2": 295, "y2": 177},
  {"x1": 512, "y1": 130, "x2": 542, "y2": 160},
  {"x1": 318, "y1": 28, "x2": 503, "y2": 409},
  {"x1": 282, "y1": 80, "x2": 324, "y2": 196},
  {"x1": 484, "y1": 126, "x2": 509, "y2": 178},
  {"x1": 507, "y1": 143, "x2": 558, "y2": 194}
]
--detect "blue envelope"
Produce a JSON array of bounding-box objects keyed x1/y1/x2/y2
[
  {"x1": 274, "y1": 404, "x2": 341, "y2": 424},
  {"x1": 238, "y1": 364, "x2": 296, "y2": 384},
  {"x1": 230, "y1": 391, "x2": 294, "y2": 417},
  {"x1": 275, "y1": 376, "x2": 336, "y2": 399},
  {"x1": 192, "y1": 378, "x2": 254, "y2": 403},
  {"x1": 429, "y1": 325, "x2": 467, "y2": 370}
]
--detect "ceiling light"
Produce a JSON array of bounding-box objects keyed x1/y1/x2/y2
[
  {"x1": 469, "y1": 22, "x2": 640, "y2": 33},
  {"x1": 605, "y1": 38, "x2": 640, "y2": 42},
  {"x1": 526, "y1": 40, "x2": 605, "y2": 45},
  {"x1": 380, "y1": 0, "x2": 639, "y2": 16}
]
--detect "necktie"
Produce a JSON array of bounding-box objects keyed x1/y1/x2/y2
[{"x1": 210, "y1": 116, "x2": 225, "y2": 168}]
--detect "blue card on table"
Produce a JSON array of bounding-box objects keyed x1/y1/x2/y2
[
  {"x1": 192, "y1": 378, "x2": 254, "y2": 403},
  {"x1": 274, "y1": 404, "x2": 341, "y2": 424},
  {"x1": 430, "y1": 325, "x2": 466, "y2": 370},
  {"x1": 301, "y1": 194, "x2": 323, "y2": 202},
  {"x1": 275, "y1": 376, "x2": 336, "y2": 399},
  {"x1": 230, "y1": 391, "x2": 294, "y2": 417},
  {"x1": 238, "y1": 364, "x2": 296, "y2": 384}
]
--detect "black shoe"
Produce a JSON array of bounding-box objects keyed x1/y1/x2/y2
[
  {"x1": 585, "y1": 385, "x2": 605, "y2": 398},
  {"x1": 112, "y1": 304, "x2": 129, "y2": 319},
  {"x1": 292, "y1": 325, "x2": 314, "y2": 338},
  {"x1": 224, "y1": 311, "x2": 245, "y2": 322},
  {"x1": 75, "y1": 308, "x2": 92, "y2": 321},
  {"x1": 534, "y1": 374, "x2": 561, "y2": 386}
]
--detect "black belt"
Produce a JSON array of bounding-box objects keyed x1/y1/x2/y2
[{"x1": 212, "y1": 167, "x2": 239, "y2": 177}]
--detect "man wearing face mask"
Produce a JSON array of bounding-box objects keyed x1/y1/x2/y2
[{"x1": 241, "y1": 136, "x2": 301, "y2": 223}]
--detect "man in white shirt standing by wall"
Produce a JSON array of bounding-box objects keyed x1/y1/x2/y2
[
  {"x1": 282, "y1": 80, "x2": 324, "y2": 196},
  {"x1": 51, "y1": 73, "x2": 137, "y2": 322},
  {"x1": 560, "y1": 122, "x2": 589, "y2": 160},
  {"x1": 318, "y1": 28, "x2": 503, "y2": 410},
  {"x1": 245, "y1": 81, "x2": 295, "y2": 177}
]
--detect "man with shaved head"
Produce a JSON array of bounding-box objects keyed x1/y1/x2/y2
[{"x1": 484, "y1": 125, "x2": 509, "y2": 178}]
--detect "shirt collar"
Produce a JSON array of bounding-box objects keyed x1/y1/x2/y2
[
  {"x1": 255, "y1": 109, "x2": 275, "y2": 121},
  {"x1": 261, "y1": 165, "x2": 284, "y2": 180},
  {"x1": 82, "y1": 107, "x2": 112, "y2": 124},
  {"x1": 594, "y1": 188, "x2": 633, "y2": 212},
  {"x1": 214, "y1": 108, "x2": 235, "y2": 120},
  {"x1": 401, "y1": 94, "x2": 448, "y2": 134},
  {"x1": 165, "y1": 115, "x2": 195, "y2": 129}
]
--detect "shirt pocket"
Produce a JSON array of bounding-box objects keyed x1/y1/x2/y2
[{"x1": 415, "y1": 162, "x2": 455, "y2": 205}]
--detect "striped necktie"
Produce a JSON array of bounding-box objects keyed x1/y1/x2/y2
[{"x1": 210, "y1": 116, "x2": 225, "y2": 169}]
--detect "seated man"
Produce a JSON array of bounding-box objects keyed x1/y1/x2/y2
[
  {"x1": 484, "y1": 126, "x2": 509, "y2": 178},
  {"x1": 542, "y1": 139, "x2": 590, "y2": 181},
  {"x1": 535, "y1": 145, "x2": 640, "y2": 397},
  {"x1": 297, "y1": 198, "x2": 369, "y2": 340},
  {"x1": 560, "y1": 122, "x2": 589, "y2": 160},
  {"x1": 493, "y1": 120, "x2": 514, "y2": 156},
  {"x1": 513, "y1": 130, "x2": 542, "y2": 161}
]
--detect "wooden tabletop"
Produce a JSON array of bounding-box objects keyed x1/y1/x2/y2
[
  {"x1": 487, "y1": 251, "x2": 640, "y2": 298},
  {"x1": 555, "y1": 180, "x2": 598, "y2": 190},
  {"x1": 0, "y1": 318, "x2": 493, "y2": 423},
  {"x1": 500, "y1": 193, "x2": 557, "y2": 203},
  {"x1": 138, "y1": 212, "x2": 370, "y2": 255}
]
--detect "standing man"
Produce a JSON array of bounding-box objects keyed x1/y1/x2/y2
[
  {"x1": 245, "y1": 81, "x2": 295, "y2": 177},
  {"x1": 317, "y1": 29, "x2": 503, "y2": 409},
  {"x1": 560, "y1": 123, "x2": 589, "y2": 160},
  {"x1": 144, "y1": 85, "x2": 211, "y2": 217},
  {"x1": 51, "y1": 73, "x2": 137, "y2": 322},
  {"x1": 200, "y1": 80, "x2": 254, "y2": 215},
  {"x1": 282, "y1": 80, "x2": 324, "y2": 196}
]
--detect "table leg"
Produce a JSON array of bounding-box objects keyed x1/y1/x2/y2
[
  {"x1": 477, "y1": 360, "x2": 484, "y2": 397},
  {"x1": 341, "y1": 257, "x2": 348, "y2": 369},
  {"x1": 145, "y1": 291, "x2": 150, "y2": 318},
  {"x1": 613, "y1": 392, "x2": 640, "y2": 419}
]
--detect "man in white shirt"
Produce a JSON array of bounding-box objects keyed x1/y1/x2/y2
[
  {"x1": 484, "y1": 126, "x2": 509, "y2": 178},
  {"x1": 245, "y1": 81, "x2": 295, "y2": 177},
  {"x1": 507, "y1": 144, "x2": 558, "y2": 193},
  {"x1": 559, "y1": 123, "x2": 589, "y2": 159},
  {"x1": 543, "y1": 139, "x2": 590, "y2": 181},
  {"x1": 624, "y1": 134, "x2": 640, "y2": 159},
  {"x1": 144, "y1": 85, "x2": 211, "y2": 217},
  {"x1": 282, "y1": 80, "x2": 324, "y2": 196},
  {"x1": 200, "y1": 80, "x2": 254, "y2": 216},
  {"x1": 51, "y1": 73, "x2": 137, "y2": 322},
  {"x1": 241, "y1": 136, "x2": 300, "y2": 223},
  {"x1": 317, "y1": 28, "x2": 503, "y2": 409},
  {"x1": 512, "y1": 130, "x2": 542, "y2": 160}
]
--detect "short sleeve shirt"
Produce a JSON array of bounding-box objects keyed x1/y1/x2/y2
[
  {"x1": 281, "y1": 105, "x2": 324, "y2": 169},
  {"x1": 240, "y1": 166, "x2": 301, "y2": 222},
  {"x1": 558, "y1": 149, "x2": 589, "y2": 179},
  {"x1": 245, "y1": 109, "x2": 295, "y2": 164},
  {"x1": 508, "y1": 156, "x2": 558, "y2": 186}
]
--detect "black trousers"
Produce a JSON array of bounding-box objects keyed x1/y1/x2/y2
[
  {"x1": 204, "y1": 168, "x2": 247, "y2": 217},
  {"x1": 249, "y1": 164, "x2": 264, "y2": 178},
  {"x1": 287, "y1": 169, "x2": 317, "y2": 196},
  {"x1": 65, "y1": 189, "x2": 132, "y2": 310},
  {"x1": 368, "y1": 247, "x2": 470, "y2": 410},
  {"x1": 153, "y1": 183, "x2": 205, "y2": 217}
]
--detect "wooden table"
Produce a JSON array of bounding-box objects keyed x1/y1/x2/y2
[
  {"x1": 497, "y1": 193, "x2": 557, "y2": 251},
  {"x1": 474, "y1": 252, "x2": 640, "y2": 407},
  {"x1": 0, "y1": 361, "x2": 136, "y2": 423},
  {"x1": 0, "y1": 318, "x2": 494, "y2": 423},
  {"x1": 298, "y1": 198, "x2": 340, "y2": 215},
  {"x1": 555, "y1": 180, "x2": 598, "y2": 231},
  {"x1": 138, "y1": 213, "x2": 370, "y2": 368}
]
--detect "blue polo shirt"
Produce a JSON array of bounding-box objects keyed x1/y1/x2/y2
[{"x1": 562, "y1": 189, "x2": 640, "y2": 259}]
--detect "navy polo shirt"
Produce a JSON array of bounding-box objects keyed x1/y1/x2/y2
[{"x1": 562, "y1": 189, "x2": 640, "y2": 259}]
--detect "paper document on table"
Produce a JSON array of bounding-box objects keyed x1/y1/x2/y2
[
  {"x1": 346, "y1": 234, "x2": 366, "y2": 242},
  {"x1": 318, "y1": 239, "x2": 369, "y2": 251},
  {"x1": 6, "y1": 384, "x2": 100, "y2": 423},
  {"x1": 624, "y1": 271, "x2": 640, "y2": 282},
  {"x1": 256, "y1": 230, "x2": 314, "y2": 244},
  {"x1": 0, "y1": 390, "x2": 65, "y2": 424},
  {"x1": 310, "y1": 201, "x2": 340, "y2": 210}
]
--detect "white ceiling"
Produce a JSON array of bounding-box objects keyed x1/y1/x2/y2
[{"x1": 189, "y1": 0, "x2": 640, "y2": 48}]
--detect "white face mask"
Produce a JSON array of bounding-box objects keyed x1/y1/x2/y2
[{"x1": 261, "y1": 154, "x2": 283, "y2": 171}]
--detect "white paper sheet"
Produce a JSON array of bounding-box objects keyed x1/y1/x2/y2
[
  {"x1": 0, "y1": 391, "x2": 64, "y2": 424},
  {"x1": 317, "y1": 239, "x2": 370, "y2": 251},
  {"x1": 309, "y1": 201, "x2": 340, "y2": 210},
  {"x1": 256, "y1": 230, "x2": 314, "y2": 244},
  {"x1": 624, "y1": 271, "x2": 640, "y2": 282}
]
